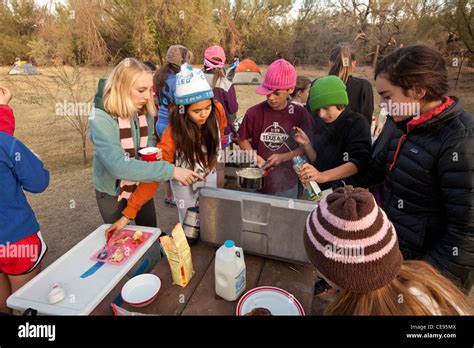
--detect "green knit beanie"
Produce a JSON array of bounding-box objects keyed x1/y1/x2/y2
[{"x1": 308, "y1": 75, "x2": 349, "y2": 112}]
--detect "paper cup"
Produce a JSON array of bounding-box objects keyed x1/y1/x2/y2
[{"x1": 139, "y1": 147, "x2": 161, "y2": 162}]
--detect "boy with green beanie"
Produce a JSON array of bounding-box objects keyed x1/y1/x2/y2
[{"x1": 293, "y1": 75, "x2": 371, "y2": 191}]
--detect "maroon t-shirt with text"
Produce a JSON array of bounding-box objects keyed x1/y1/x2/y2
[{"x1": 238, "y1": 101, "x2": 313, "y2": 193}]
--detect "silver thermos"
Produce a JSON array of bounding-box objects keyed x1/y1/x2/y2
[{"x1": 183, "y1": 206, "x2": 200, "y2": 244}]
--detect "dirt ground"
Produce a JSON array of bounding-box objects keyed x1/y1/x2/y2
[{"x1": 0, "y1": 64, "x2": 473, "y2": 311}]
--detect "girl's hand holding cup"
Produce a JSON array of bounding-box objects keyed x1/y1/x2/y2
[
  {"x1": 155, "y1": 149, "x2": 163, "y2": 161},
  {"x1": 139, "y1": 147, "x2": 162, "y2": 162}
]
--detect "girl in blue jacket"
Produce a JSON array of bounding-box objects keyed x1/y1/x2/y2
[
  {"x1": 0, "y1": 90, "x2": 50, "y2": 313},
  {"x1": 154, "y1": 45, "x2": 193, "y2": 205}
]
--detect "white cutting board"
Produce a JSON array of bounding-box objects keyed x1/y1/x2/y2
[{"x1": 7, "y1": 224, "x2": 161, "y2": 315}]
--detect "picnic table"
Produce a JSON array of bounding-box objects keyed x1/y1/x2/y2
[{"x1": 92, "y1": 240, "x2": 317, "y2": 315}]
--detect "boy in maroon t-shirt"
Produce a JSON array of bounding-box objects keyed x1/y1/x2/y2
[{"x1": 238, "y1": 59, "x2": 313, "y2": 198}]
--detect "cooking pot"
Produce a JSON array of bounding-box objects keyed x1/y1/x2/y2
[{"x1": 236, "y1": 167, "x2": 274, "y2": 191}]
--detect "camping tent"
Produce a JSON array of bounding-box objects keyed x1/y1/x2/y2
[
  {"x1": 230, "y1": 59, "x2": 262, "y2": 85},
  {"x1": 8, "y1": 60, "x2": 40, "y2": 75}
]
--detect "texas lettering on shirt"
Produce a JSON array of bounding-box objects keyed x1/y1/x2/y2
[
  {"x1": 260, "y1": 122, "x2": 289, "y2": 151},
  {"x1": 237, "y1": 101, "x2": 313, "y2": 193}
]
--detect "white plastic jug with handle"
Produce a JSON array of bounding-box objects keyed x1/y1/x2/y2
[{"x1": 215, "y1": 240, "x2": 246, "y2": 301}]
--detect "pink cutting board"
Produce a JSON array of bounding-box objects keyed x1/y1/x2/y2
[{"x1": 91, "y1": 229, "x2": 152, "y2": 266}]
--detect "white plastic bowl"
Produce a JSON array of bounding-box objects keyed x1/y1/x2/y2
[{"x1": 121, "y1": 274, "x2": 161, "y2": 307}]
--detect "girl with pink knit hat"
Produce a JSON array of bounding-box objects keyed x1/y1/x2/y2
[
  {"x1": 304, "y1": 185, "x2": 472, "y2": 315},
  {"x1": 237, "y1": 59, "x2": 313, "y2": 198},
  {"x1": 203, "y1": 45, "x2": 239, "y2": 188},
  {"x1": 203, "y1": 45, "x2": 238, "y2": 138}
]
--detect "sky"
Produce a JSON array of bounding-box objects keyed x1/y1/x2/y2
[{"x1": 34, "y1": 0, "x2": 65, "y2": 11}]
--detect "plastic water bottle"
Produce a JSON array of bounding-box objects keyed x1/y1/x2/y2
[
  {"x1": 215, "y1": 240, "x2": 246, "y2": 301},
  {"x1": 292, "y1": 155, "x2": 323, "y2": 201}
]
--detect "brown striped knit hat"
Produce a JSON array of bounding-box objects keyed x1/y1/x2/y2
[{"x1": 304, "y1": 186, "x2": 403, "y2": 293}]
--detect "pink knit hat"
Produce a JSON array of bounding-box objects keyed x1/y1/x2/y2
[
  {"x1": 204, "y1": 45, "x2": 226, "y2": 71},
  {"x1": 304, "y1": 186, "x2": 403, "y2": 293},
  {"x1": 256, "y1": 59, "x2": 297, "y2": 95}
]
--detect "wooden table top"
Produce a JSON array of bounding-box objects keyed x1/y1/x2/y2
[{"x1": 91, "y1": 241, "x2": 317, "y2": 316}]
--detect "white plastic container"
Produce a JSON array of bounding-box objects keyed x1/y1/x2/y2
[
  {"x1": 6, "y1": 224, "x2": 161, "y2": 315},
  {"x1": 215, "y1": 240, "x2": 246, "y2": 301}
]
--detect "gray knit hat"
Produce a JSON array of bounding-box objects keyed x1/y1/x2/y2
[{"x1": 166, "y1": 45, "x2": 193, "y2": 66}]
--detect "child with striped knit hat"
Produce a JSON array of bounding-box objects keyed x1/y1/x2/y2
[{"x1": 304, "y1": 185, "x2": 472, "y2": 315}]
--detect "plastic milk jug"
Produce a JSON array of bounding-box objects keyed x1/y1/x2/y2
[{"x1": 215, "y1": 240, "x2": 246, "y2": 301}]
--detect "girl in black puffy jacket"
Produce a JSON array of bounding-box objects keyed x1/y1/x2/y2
[{"x1": 369, "y1": 45, "x2": 474, "y2": 292}]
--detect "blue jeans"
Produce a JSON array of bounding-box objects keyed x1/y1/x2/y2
[{"x1": 271, "y1": 185, "x2": 299, "y2": 199}]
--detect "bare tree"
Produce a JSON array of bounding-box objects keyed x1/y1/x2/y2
[
  {"x1": 8, "y1": 65, "x2": 97, "y2": 163},
  {"x1": 442, "y1": 0, "x2": 473, "y2": 54}
]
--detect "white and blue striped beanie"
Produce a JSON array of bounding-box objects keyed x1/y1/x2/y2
[{"x1": 175, "y1": 64, "x2": 214, "y2": 105}]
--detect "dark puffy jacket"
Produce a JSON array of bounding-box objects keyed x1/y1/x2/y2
[{"x1": 370, "y1": 97, "x2": 474, "y2": 291}]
